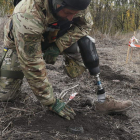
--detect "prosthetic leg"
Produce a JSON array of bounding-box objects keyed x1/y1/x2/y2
[
  {"x1": 78, "y1": 36, "x2": 105, "y2": 101},
  {"x1": 78, "y1": 36, "x2": 133, "y2": 113}
]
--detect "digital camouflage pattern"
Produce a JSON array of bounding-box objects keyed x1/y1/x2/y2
[{"x1": 0, "y1": 0, "x2": 93, "y2": 105}]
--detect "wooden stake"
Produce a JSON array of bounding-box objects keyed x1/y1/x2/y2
[{"x1": 126, "y1": 46, "x2": 130, "y2": 63}]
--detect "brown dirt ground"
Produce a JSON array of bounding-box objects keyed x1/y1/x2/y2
[{"x1": 0, "y1": 30, "x2": 140, "y2": 140}]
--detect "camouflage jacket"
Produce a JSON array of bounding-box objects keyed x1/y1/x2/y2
[{"x1": 10, "y1": 0, "x2": 93, "y2": 105}]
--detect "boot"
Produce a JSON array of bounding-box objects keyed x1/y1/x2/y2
[{"x1": 94, "y1": 96, "x2": 133, "y2": 113}]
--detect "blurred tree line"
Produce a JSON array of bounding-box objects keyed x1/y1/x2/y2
[
  {"x1": 0, "y1": 0, "x2": 140, "y2": 34},
  {"x1": 0, "y1": 0, "x2": 14, "y2": 15},
  {"x1": 90, "y1": 0, "x2": 140, "y2": 34}
]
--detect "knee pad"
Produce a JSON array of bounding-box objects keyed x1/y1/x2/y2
[{"x1": 77, "y1": 36, "x2": 100, "y2": 75}]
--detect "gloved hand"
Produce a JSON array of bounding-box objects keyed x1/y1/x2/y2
[
  {"x1": 49, "y1": 99, "x2": 76, "y2": 120},
  {"x1": 43, "y1": 43, "x2": 60, "y2": 64}
]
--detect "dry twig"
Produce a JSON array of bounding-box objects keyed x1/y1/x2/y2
[
  {"x1": 59, "y1": 84, "x2": 79, "y2": 99},
  {"x1": 2, "y1": 121, "x2": 12, "y2": 136},
  {"x1": 10, "y1": 107, "x2": 32, "y2": 113}
]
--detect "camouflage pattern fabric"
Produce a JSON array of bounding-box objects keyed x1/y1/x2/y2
[
  {"x1": 0, "y1": 49, "x2": 23, "y2": 101},
  {"x1": 0, "y1": 0, "x2": 93, "y2": 105},
  {"x1": 64, "y1": 54, "x2": 86, "y2": 78},
  {"x1": 3, "y1": 18, "x2": 15, "y2": 49}
]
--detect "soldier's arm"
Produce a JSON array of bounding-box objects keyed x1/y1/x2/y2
[
  {"x1": 12, "y1": 12, "x2": 55, "y2": 106},
  {"x1": 55, "y1": 7, "x2": 93, "y2": 52}
]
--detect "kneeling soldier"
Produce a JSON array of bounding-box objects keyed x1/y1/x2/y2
[{"x1": 0, "y1": 0, "x2": 133, "y2": 120}]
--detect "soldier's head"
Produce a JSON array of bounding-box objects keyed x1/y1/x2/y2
[{"x1": 53, "y1": 0, "x2": 91, "y2": 21}]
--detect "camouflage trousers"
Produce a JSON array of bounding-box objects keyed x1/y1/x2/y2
[
  {"x1": 0, "y1": 45, "x2": 85, "y2": 102},
  {"x1": 63, "y1": 42, "x2": 86, "y2": 78},
  {"x1": 0, "y1": 48, "x2": 23, "y2": 101}
]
